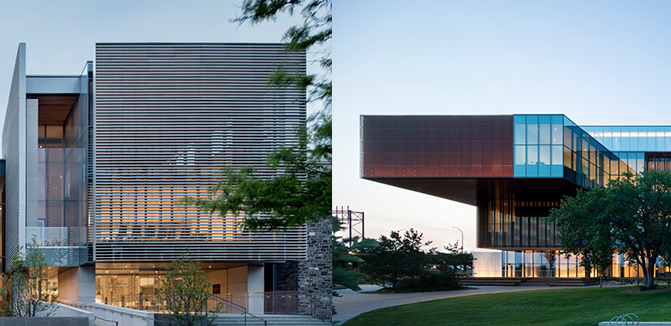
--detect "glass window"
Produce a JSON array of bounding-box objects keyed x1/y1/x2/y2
[
  {"x1": 527, "y1": 146, "x2": 538, "y2": 177},
  {"x1": 563, "y1": 126, "x2": 572, "y2": 148},
  {"x1": 515, "y1": 121, "x2": 526, "y2": 145},
  {"x1": 515, "y1": 145, "x2": 526, "y2": 165},
  {"x1": 528, "y1": 146, "x2": 538, "y2": 165},
  {"x1": 539, "y1": 123, "x2": 551, "y2": 145},
  {"x1": 539, "y1": 146, "x2": 551, "y2": 176},
  {"x1": 552, "y1": 145, "x2": 563, "y2": 165},
  {"x1": 539, "y1": 145, "x2": 551, "y2": 165},
  {"x1": 552, "y1": 124, "x2": 562, "y2": 145},
  {"x1": 563, "y1": 146, "x2": 572, "y2": 169},
  {"x1": 527, "y1": 121, "x2": 539, "y2": 145},
  {"x1": 46, "y1": 125, "x2": 63, "y2": 148}
]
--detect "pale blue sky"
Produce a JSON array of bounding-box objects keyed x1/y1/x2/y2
[
  {"x1": 333, "y1": 1, "x2": 671, "y2": 252},
  {"x1": 0, "y1": 0, "x2": 306, "y2": 114},
  {"x1": 3, "y1": 1, "x2": 671, "y2": 253}
]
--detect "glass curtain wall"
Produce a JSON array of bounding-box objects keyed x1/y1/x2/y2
[
  {"x1": 38, "y1": 125, "x2": 64, "y2": 231},
  {"x1": 585, "y1": 126, "x2": 671, "y2": 152},
  {"x1": 480, "y1": 179, "x2": 560, "y2": 248},
  {"x1": 35, "y1": 96, "x2": 88, "y2": 247},
  {"x1": 63, "y1": 93, "x2": 88, "y2": 246},
  {"x1": 514, "y1": 114, "x2": 632, "y2": 189},
  {"x1": 475, "y1": 250, "x2": 667, "y2": 279}
]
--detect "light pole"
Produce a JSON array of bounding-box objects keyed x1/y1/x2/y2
[{"x1": 451, "y1": 226, "x2": 464, "y2": 253}]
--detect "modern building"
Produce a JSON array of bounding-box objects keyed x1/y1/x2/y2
[
  {"x1": 360, "y1": 114, "x2": 671, "y2": 279},
  {"x1": 1, "y1": 43, "x2": 331, "y2": 321}
]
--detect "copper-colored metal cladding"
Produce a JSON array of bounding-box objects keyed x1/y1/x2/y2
[{"x1": 361, "y1": 115, "x2": 514, "y2": 179}]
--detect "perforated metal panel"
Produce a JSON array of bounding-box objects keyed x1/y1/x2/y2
[
  {"x1": 3, "y1": 44, "x2": 26, "y2": 270},
  {"x1": 92, "y1": 43, "x2": 306, "y2": 262}
]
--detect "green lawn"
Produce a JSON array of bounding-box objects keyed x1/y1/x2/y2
[{"x1": 342, "y1": 287, "x2": 671, "y2": 326}]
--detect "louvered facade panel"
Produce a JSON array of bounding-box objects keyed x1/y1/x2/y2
[
  {"x1": 93, "y1": 43, "x2": 306, "y2": 262},
  {"x1": 2, "y1": 44, "x2": 26, "y2": 271}
]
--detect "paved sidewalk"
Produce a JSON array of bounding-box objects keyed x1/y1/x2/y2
[{"x1": 332, "y1": 284, "x2": 580, "y2": 325}]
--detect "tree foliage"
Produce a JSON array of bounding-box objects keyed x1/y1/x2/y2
[
  {"x1": 184, "y1": 0, "x2": 332, "y2": 231},
  {"x1": 157, "y1": 252, "x2": 222, "y2": 326},
  {"x1": 358, "y1": 229, "x2": 472, "y2": 291},
  {"x1": 0, "y1": 236, "x2": 58, "y2": 317},
  {"x1": 549, "y1": 170, "x2": 671, "y2": 290},
  {"x1": 332, "y1": 217, "x2": 378, "y2": 292},
  {"x1": 232, "y1": 0, "x2": 332, "y2": 107}
]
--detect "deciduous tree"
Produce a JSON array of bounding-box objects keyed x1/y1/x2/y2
[
  {"x1": 157, "y1": 252, "x2": 222, "y2": 326},
  {"x1": 185, "y1": 0, "x2": 332, "y2": 231},
  {"x1": 0, "y1": 236, "x2": 58, "y2": 317},
  {"x1": 549, "y1": 170, "x2": 671, "y2": 290}
]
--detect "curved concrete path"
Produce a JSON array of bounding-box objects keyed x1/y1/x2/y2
[{"x1": 332, "y1": 284, "x2": 585, "y2": 325}]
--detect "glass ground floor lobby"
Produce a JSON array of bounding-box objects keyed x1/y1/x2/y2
[
  {"x1": 49, "y1": 262, "x2": 267, "y2": 312},
  {"x1": 92, "y1": 262, "x2": 260, "y2": 310},
  {"x1": 473, "y1": 250, "x2": 671, "y2": 278}
]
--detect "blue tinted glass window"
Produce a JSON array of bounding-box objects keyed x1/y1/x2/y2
[
  {"x1": 552, "y1": 145, "x2": 563, "y2": 165},
  {"x1": 515, "y1": 122, "x2": 526, "y2": 145},
  {"x1": 527, "y1": 146, "x2": 538, "y2": 177},
  {"x1": 527, "y1": 122, "x2": 539, "y2": 145},
  {"x1": 621, "y1": 136, "x2": 629, "y2": 151},
  {"x1": 539, "y1": 123, "x2": 551, "y2": 144},
  {"x1": 539, "y1": 146, "x2": 551, "y2": 177},
  {"x1": 551, "y1": 115, "x2": 563, "y2": 125},
  {"x1": 515, "y1": 146, "x2": 526, "y2": 165},
  {"x1": 552, "y1": 124, "x2": 562, "y2": 145}
]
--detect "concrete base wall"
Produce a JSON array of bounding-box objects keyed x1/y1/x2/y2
[
  {"x1": 0, "y1": 317, "x2": 89, "y2": 326},
  {"x1": 206, "y1": 268, "x2": 228, "y2": 295},
  {"x1": 227, "y1": 266, "x2": 248, "y2": 294}
]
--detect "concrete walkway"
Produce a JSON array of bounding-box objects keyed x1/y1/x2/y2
[{"x1": 332, "y1": 284, "x2": 585, "y2": 325}]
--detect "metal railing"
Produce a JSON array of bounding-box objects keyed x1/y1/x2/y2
[
  {"x1": 131, "y1": 291, "x2": 314, "y2": 316},
  {"x1": 94, "y1": 316, "x2": 119, "y2": 326},
  {"x1": 210, "y1": 294, "x2": 267, "y2": 326},
  {"x1": 609, "y1": 313, "x2": 639, "y2": 326}
]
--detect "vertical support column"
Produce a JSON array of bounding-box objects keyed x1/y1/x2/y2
[
  {"x1": 78, "y1": 265, "x2": 96, "y2": 303},
  {"x1": 57, "y1": 265, "x2": 95, "y2": 303},
  {"x1": 247, "y1": 265, "x2": 264, "y2": 314},
  {"x1": 298, "y1": 218, "x2": 331, "y2": 322}
]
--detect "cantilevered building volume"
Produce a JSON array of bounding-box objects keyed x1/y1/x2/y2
[
  {"x1": 360, "y1": 114, "x2": 671, "y2": 279},
  {"x1": 1, "y1": 43, "x2": 331, "y2": 321}
]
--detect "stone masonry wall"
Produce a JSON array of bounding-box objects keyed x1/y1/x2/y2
[
  {"x1": 275, "y1": 262, "x2": 298, "y2": 291},
  {"x1": 298, "y1": 218, "x2": 332, "y2": 322}
]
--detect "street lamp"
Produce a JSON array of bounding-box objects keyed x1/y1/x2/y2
[{"x1": 451, "y1": 226, "x2": 464, "y2": 253}]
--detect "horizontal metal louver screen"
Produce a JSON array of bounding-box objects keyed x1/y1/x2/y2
[{"x1": 93, "y1": 43, "x2": 307, "y2": 262}]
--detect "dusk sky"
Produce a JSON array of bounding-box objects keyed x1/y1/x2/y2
[{"x1": 2, "y1": 1, "x2": 671, "y2": 253}]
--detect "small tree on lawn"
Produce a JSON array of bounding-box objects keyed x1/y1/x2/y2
[
  {"x1": 0, "y1": 236, "x2": 58, "y2": 317},
  {"x1": 157, "y1": 252, "x2": 222, "y2": 326}
]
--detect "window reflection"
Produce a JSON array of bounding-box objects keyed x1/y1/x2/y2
[{"x1": 513, "y1": 115, "x2": 631, "y2": 188}]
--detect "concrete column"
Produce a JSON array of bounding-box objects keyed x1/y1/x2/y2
[
  {"x1": 78, "y1": 265, "x2": 96, "y2": 303},
  {"x1": 247, "y1": 265, "x2": 264, "y2": 313},
  {"x1": 58, "y1": 266, "x2": 95, "y2": 303}
]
